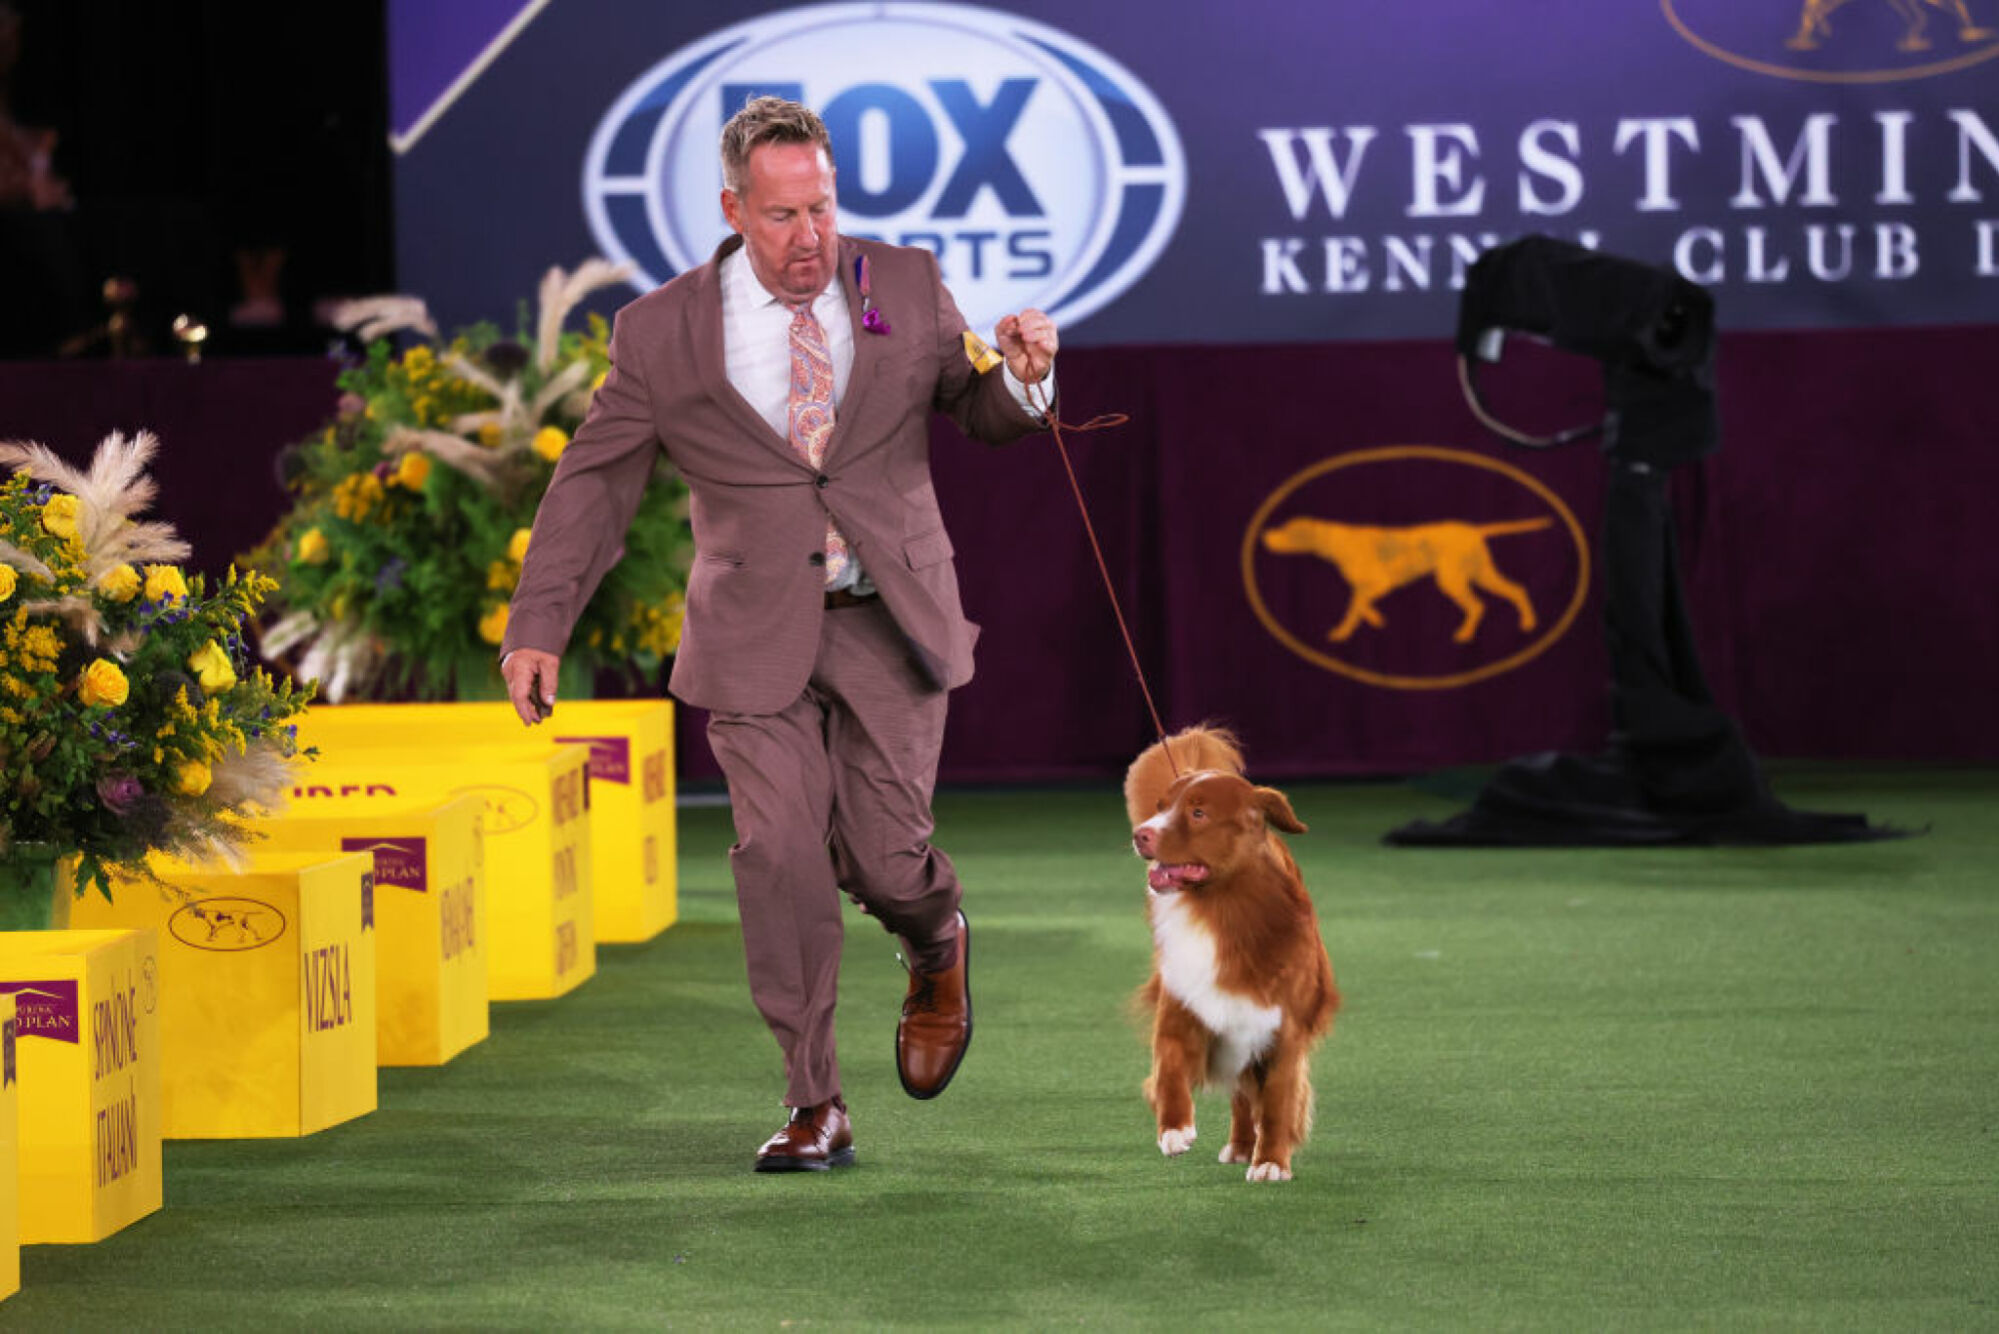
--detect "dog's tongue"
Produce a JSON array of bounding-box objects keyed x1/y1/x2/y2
[{"x1": 1148, "y1": 863, "x2": 1198, "y2": 892}]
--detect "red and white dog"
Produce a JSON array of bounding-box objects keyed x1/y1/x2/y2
[{"x1": 1125, "y1": 726, "x2": 1339, "y2": 1182}]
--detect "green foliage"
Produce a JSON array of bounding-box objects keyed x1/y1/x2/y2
[
  {"x1": 246, "y1": 296, "x2": 692, "y2": 700},
  {"x1": 0, "y1": 460, "x2": 313, "y2": 898}
]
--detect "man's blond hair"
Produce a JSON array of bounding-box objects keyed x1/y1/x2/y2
[{"x1": 720, "y1": 96, "x2": 833, "y2": 195}]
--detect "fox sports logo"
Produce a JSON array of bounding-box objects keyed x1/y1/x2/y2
[{"x1": 581, "y1": 2, "x2": 1185, "y2": 334}]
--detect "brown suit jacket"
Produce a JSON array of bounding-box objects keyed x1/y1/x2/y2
[{"x1": 502, "y1": 234, "x2": 1044, "y2": 715}]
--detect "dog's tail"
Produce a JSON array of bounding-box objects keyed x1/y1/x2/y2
[
  {"x1": 1123, "y1": 724, "x2": 1245, "y2": 826},
  {"x1": 1474, "y1": 517, "x2": 1554, "y2": 539}
]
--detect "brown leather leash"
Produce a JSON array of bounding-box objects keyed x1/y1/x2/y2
[{"x1": 1024, "y1": 379, "x2": 1178, "y2": 775}]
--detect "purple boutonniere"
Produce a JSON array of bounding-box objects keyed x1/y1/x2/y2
[{"x1": 857, "y1": 255, "x2": 891, "y2": 335}]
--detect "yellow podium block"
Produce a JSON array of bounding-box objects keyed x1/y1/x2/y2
[
  {"x1": 73, "y1": 854, "x2": 378, "y2": 1139},
  {"x1": 0, "y1": 929, "x2": 161, "y2": 1244},
  {"x1": 0, "y1": 995, "x2": 18, "y2": 1300},
  {"x1": 296, "y1": 700, "x2": 677, "y2": 942},
  {"x1": 287, "y1": 742, "x2": 594, "y2": 1000},
  {"x1": 254, "y1": 799, "x2": 488, "y2": 1066}
]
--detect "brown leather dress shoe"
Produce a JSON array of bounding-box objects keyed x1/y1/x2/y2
[
  {"x1": 897, "y1": 910, "x2": 972, "y2": 1099},
  {"x1": 753, "y1": 1097, "x2": 855, "y2": 1173}
]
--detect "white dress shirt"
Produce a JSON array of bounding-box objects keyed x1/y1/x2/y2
[{"x1": 719, "y1": 247, "x2": 1049, "y2": 594}]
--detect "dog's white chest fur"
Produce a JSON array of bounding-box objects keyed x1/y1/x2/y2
[{"x1": 1149, "y1": 891, "x2": 1282, "y2": 1081}]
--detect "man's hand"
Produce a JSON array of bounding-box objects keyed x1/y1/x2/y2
[
  {"x1": 502, "y1": 648, "x2": 561, "y2": 726},
  {"x1": 994, "y1": 308, "x2": 1058, "y2": 385}
]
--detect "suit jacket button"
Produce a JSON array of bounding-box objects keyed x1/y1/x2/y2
[
  {"x1": 808, "y1": 551, "x2": 826, "y2": 567},
  {"x1": 815, "y1": 474, "x2": 830, "y2": 489}
]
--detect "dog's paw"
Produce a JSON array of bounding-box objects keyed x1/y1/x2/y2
[
  {"x1": 1158, "y1": 1126, "x2": 1197, "y2": 1156},
  {"x1": 1245, "y1": 1162, "x2": 1292, "y2": 1183},
  {"x1": 1218, "y1": 1143, "x2": 1253, "y2": 1165}
]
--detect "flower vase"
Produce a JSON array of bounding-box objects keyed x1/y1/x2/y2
[{"x1": 0, "y1": 846, "x2": 75, "y2": 931}]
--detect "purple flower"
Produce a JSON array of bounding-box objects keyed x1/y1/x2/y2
[
  {"x1": 856, "y1": 255, "x2": 890, "y2": 336},
  {"x1": 97, "y1": 774, "x2": 145, "y2": 815}
]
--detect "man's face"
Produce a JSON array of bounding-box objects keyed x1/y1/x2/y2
[{"x1": 721, "y1": 141, "x2": 839, "y2": 305}]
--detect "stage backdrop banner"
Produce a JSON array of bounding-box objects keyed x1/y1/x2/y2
[{"x1": 390, "y1": 0, "x2": 1999, "y2": 343}]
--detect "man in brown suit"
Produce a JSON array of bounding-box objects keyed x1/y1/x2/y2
[{"x1": 500, "y1": 97, "x2": 1057, "y2": 1172}]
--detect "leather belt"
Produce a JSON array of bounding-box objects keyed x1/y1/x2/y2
[{"x1": 825, "y1": 587, "x2": 877, "y2": 610}]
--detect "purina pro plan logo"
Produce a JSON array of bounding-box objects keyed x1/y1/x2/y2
[{"x1": 582, "y1": 2, "x2": 1185, "y2": 333}]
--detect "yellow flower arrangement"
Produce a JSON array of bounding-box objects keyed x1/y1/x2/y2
[
  {"x1": 0, "y1": 433, "x2": 314, "y2": 910},
  {"x1": 0, "y1": 565, "x2": 14, "y2": 602},
  {"x1": 245, "y1": 260, "x2": 691, "y2": 702}
]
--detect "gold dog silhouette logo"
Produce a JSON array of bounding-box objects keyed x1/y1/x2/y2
[
  {"x1": 1243, "y1": 447, "x2": 1589, "y2": 690},
  {"x1": 1664, "y1": 0, "x2": 1999, "y2": 80},
  {"x1": 448, "y1": 784, "x2": 539, "y2": 836},
  {"x1": 168, "y1": 897, "x2": 287, "y2": 952},
  {"x1": 1262, "y1": 516, "x2": 1554, "y2": 645}
]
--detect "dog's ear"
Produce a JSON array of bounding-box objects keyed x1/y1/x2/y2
[{"x1": 1255, "y1": 786, "x2": 1307, "y2": 834}]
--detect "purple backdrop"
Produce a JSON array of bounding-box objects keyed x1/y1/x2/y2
[
  {"x1": 388, "y1": 1, "x2": 1999, "y2": 343},
  {"x1": 4, "y1": 326, "x2": 1995, "y2": 781}
]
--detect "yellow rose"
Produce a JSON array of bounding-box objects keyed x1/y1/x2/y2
[
  {"x1": 592, "y1": 369, "x2": 607, "y2": 391},
  {"x1": 0, "y1": 565, "x2": 15, "y2": 601},
  {"x1": 187, "y1": 640, "x2": 237, "y2": 693},
  {"x1": 531, "y1": 426, "x2": 570, "y2": 462},
  {"x1": 477, "y1": 421, "x2": 503, "y2": 448},
  {"x1": 100, "y1": 563, "x2": 141, "y2": 602},
  {"x1": 297, "y1": 529, "x2": 330, "y2": 565},
  {"x1": 176, "y1": 759, "x2": 212, "y2": 796},
  {"x1": 392, "y1": 451, "x2": 432, "y2": 490},
  {"x1": 478, "y1": 603, "x2": 510, "y2": 645},
  {"x1": 40, "y1": 493, "x2": 81, "y2": 540},
  {"x1": 144, "y1": 564, "x2": 189, "y2": 604},
  {"x1": 78, "y1": 658, "x2": 129, "y2": 707},
  {"x1": 507, "y1": 528, "x2": 533, "y2": 564}
]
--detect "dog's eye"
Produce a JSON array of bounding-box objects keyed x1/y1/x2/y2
[{"x1": 1191, "y1": 807, "x2": 1206, "y2": 821}]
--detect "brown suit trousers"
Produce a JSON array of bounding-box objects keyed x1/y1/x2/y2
[{"x1": 707, "y1": 599, "x2": 960, "y2": 1106}]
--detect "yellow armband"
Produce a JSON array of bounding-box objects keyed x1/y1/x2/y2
[{"x1": 963, "y1": 330, "x2": 1003, "y2": 374}]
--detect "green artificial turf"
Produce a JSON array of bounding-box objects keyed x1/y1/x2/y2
[{"x1": 4, "y1": 767, "x2": 1995, "y2": 1330}]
